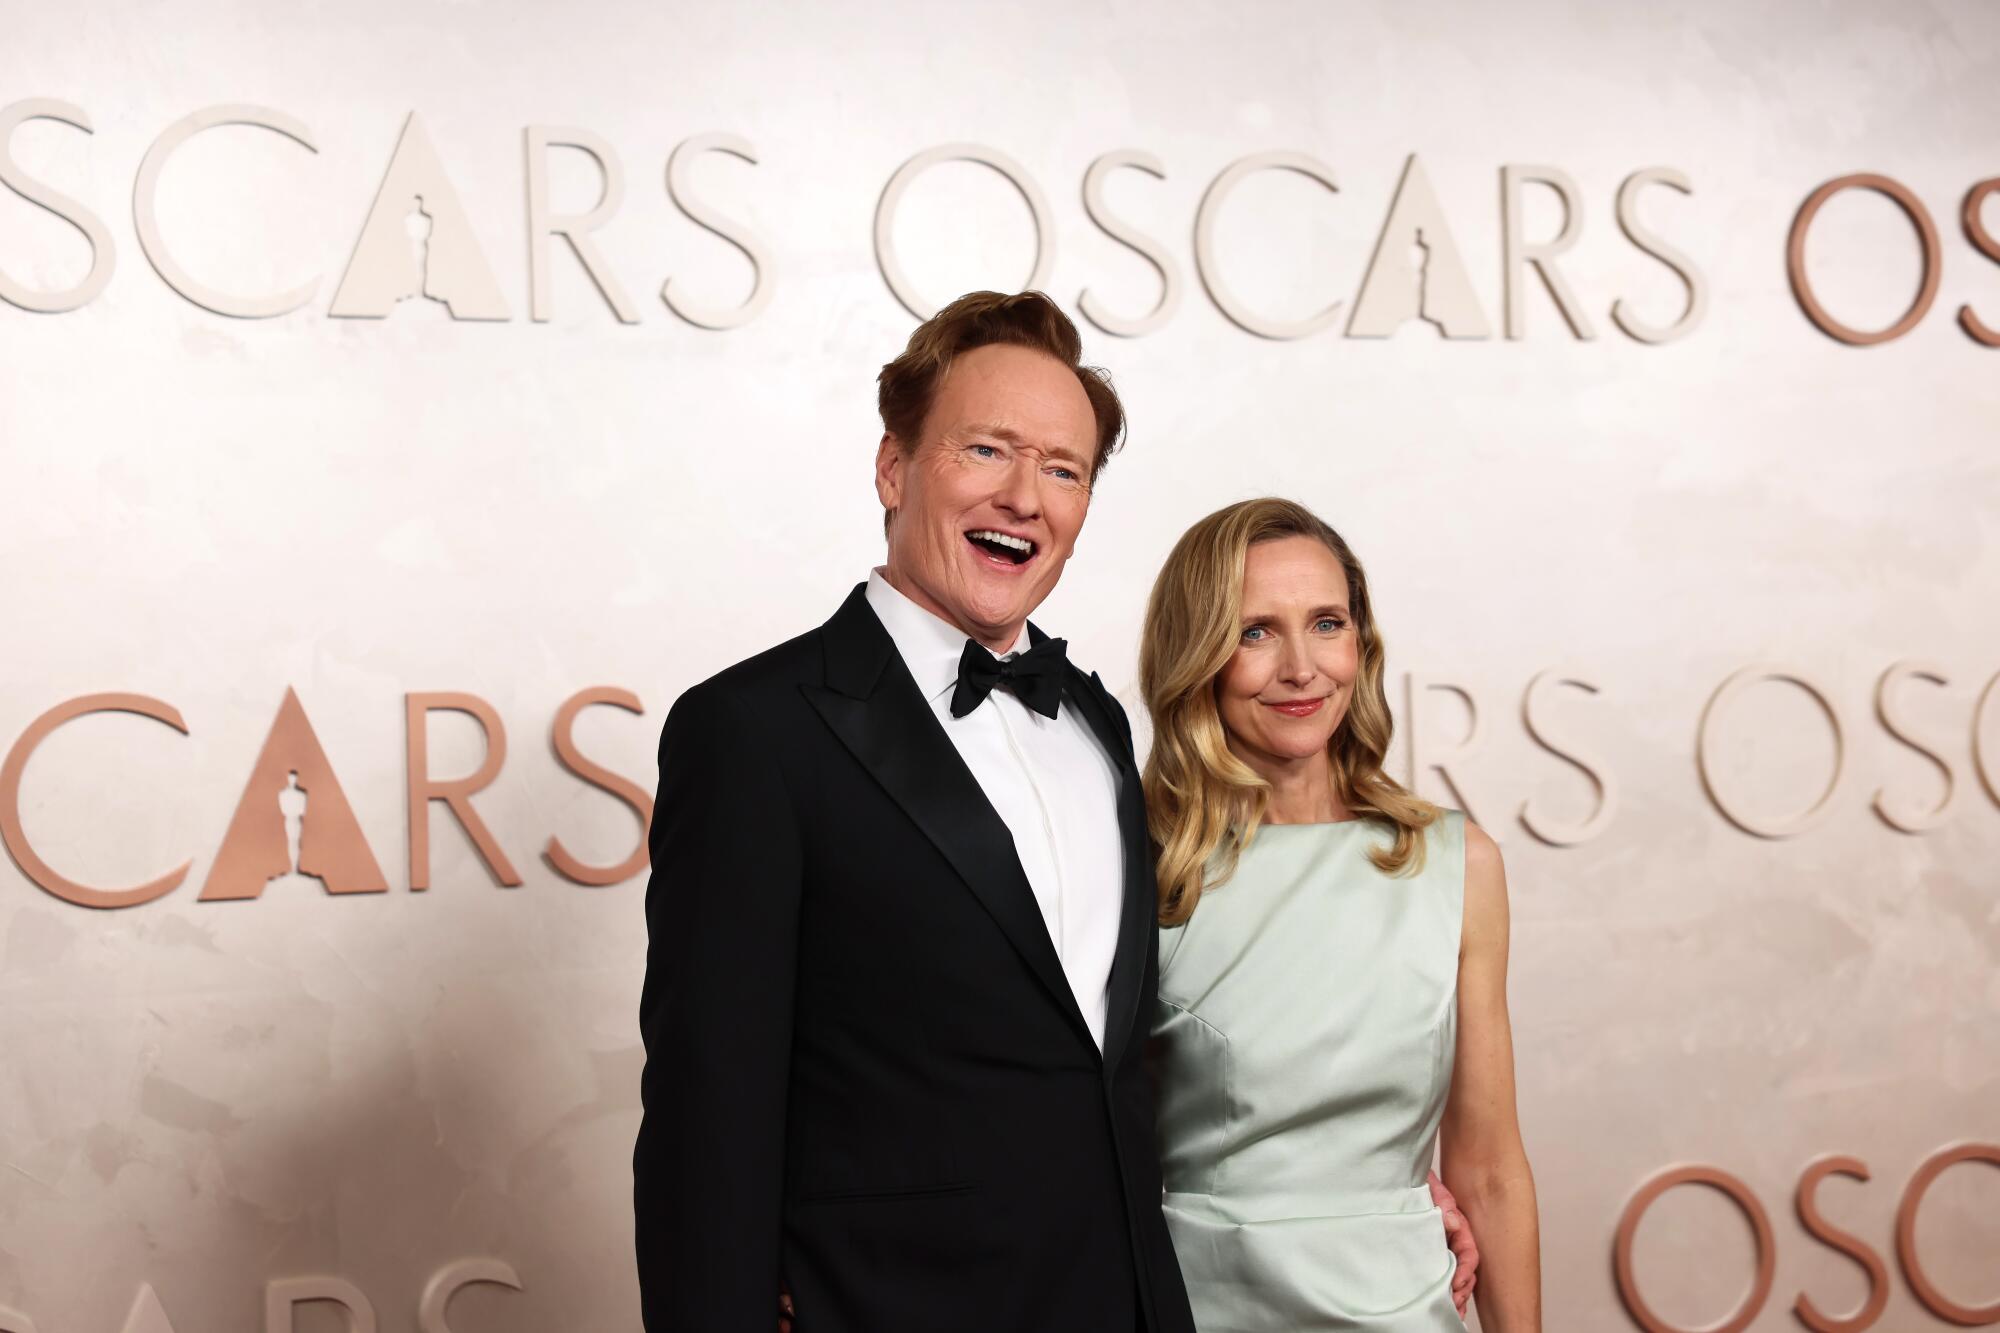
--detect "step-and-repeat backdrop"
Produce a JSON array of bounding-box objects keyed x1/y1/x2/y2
[{"x1": 3, "y1": 1, "x2": 1996, "y2": 1329}]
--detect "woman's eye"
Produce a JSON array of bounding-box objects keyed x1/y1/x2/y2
[
  {"x1": 1241, "y1": 627, "x2": 1268, "y2": 642},
  {"x1": 1317, "y1": 618, "x2": 1346, "y2": 633}
]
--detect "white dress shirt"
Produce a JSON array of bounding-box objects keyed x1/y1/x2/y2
[{"x1": 865, "y1": 569, "x2": 1125, "y2": 1050}]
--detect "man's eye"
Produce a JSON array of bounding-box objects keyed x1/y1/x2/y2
[
  {"x1": 971, "y1": 444, "x2": 999, "y2": 458},
  {"x1": 1052, "y1": 467, "x2": 1078, "y2": 481}
]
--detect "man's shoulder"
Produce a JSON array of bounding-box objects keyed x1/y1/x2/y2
[
  {"x1": 678, "y1": 625, "x2": 825, "y2": 710},
  {"x1": 657, "y1": 628, "x2": 825, "y2": 764},
  {"x1": 665, "y1": 584, "x2": 881, "y2": 736}
]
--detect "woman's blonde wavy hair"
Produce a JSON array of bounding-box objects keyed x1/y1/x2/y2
[{"x1": 1141, "y1": 498, "x2": 1438, "y2": 925}]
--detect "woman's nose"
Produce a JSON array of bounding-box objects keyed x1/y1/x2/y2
[{"x1": 1278, "y1": 641, "x2": 1315, "y2": 685}]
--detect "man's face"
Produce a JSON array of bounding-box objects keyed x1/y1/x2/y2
[{"x1": 875, "y1": 343, "x2": 1098, "y2": 651}]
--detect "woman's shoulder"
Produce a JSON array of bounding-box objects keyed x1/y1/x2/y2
[
  {"x1": 1459, "y1": 817, "x2": 1509, "y2": 921},
  {"x1": 1414, "y1": 806, "x2": 1477, "y2": 870},
  {"x1": 1428, "y1": 810, "x2": 1505, "y2": 889},
  {"x1": 1460, "y1": 816, "x2": 1500, "y2": 870},
  {"x1": 1425, "y1": 804, "x2": 1467, "y2": 841}
]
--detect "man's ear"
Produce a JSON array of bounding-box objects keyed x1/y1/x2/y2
[{"x1": 874, "y1": 434, "x2": 906, "y2": 511}]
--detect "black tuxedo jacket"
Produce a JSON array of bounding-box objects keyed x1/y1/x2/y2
[{"x1": 635, "y1": 584, "x2": 1195, "y2": 1333}]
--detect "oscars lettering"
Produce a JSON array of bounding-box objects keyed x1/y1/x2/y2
[{"x1": 5, "y1": 100, "x2": 1996, "y2": 343}]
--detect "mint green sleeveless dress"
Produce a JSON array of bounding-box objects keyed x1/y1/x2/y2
[{"x1": 1152, "y1": 812, "x2": 1466, "y2": 1332}]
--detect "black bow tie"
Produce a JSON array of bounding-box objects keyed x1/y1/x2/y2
[{"x1": 951, "y1": 636, "x2": 1069, "y2": 720}]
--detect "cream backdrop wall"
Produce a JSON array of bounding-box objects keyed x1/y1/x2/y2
[{"x1": 2, "y1": 1, "x2": 1997, "y2": 1330}]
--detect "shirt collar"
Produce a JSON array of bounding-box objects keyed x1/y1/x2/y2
[{"x1": 865, "y1": 567, "x2": 1029, "y2": 703}]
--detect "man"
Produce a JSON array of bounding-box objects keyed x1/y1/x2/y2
[{"x1": 633, "y1": 291, "x2": 1473, "y2": 1331}]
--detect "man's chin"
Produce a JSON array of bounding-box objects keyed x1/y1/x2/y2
[{"x1": 959, "y1": 590, "x2": 1046, "y2": 642}]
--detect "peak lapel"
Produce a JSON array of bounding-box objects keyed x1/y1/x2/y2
[
  {"x1": 1058, "y1": 663, "x2": 1154, "y2": 1074},
  {"x1": 804, "y1": 588, "x2": 1097, "y2": 1053}
]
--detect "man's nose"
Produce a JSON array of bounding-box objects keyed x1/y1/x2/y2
[{"x1": 994, "y1": 456, "x2": 1041, "y2": 517}]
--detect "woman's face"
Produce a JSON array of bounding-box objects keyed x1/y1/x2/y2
[{"x1": 1216, "y1": 535, "x2": 1361, "y2": 768}]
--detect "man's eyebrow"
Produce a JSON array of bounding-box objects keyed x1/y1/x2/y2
[{"x1": 963, "y1": 424, "x2": 1091, "y2": 469}]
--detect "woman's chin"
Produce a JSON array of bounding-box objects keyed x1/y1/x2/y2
[{"x1": 1239, "y1": 729, "x2": 1336, "y2": 764}]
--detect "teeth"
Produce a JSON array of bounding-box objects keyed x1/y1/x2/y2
[{"x1": 969, "y1": 530, "x2": 1034, "y2": 554}]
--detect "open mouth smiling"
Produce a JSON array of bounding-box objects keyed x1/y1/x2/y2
[{"x1": 965, "y1": 528, "x2": 1038, "y2": 568}]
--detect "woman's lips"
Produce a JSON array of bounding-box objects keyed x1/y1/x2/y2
[{"x1": 1264, "y1": 697, "x2": 1326, "y2": 718}]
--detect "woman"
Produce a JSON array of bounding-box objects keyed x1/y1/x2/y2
[{"x1": 1141, "y1": 498, "x2": 1541, "y2": 1331}]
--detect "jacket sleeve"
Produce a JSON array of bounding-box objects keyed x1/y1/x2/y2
[{"x1": 634, "y1": 679, "x2": 803, "y2": 1331}]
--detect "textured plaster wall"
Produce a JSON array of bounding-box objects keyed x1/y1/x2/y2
[{"x1": 1, "y1": 1, "x2": 1997, "y2": 1329}]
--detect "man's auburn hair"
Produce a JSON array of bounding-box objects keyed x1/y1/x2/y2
[{"x1": 876, "y1": 290, "x2": 1127, "y2": 479}]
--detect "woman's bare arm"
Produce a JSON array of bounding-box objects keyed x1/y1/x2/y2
[{"x1": 1439, "y1": 822, "x2": 1542, "y2": 1332}]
